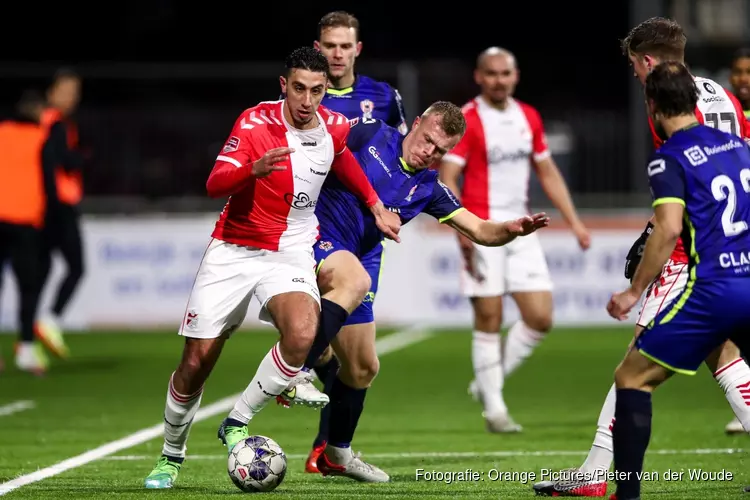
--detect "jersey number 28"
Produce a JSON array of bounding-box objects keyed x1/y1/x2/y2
[{"x1": 712, "y1": 168, "x2": 750, "y2": 237}]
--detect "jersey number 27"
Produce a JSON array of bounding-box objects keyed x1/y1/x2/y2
[{"x1": 712, "y1": 168, "x2": 750, "y2": 237}]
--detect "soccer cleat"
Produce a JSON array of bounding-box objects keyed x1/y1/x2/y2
[
  {"x1": 317, "y1": 449, "x2": 390, "y2": 482},
  {"x1": 305, "y1": 441, "x2": 327, "y2": 473},
  {"x1": 533, "y1": 468, "x2": 607, "y2": 497},
  {"x1": 144, "y1": 455, "x2": 182, "y2": 489},
  {"x1": 725, "y1": 416, "x2": 745, "y2": 434},
  {"x1": 276, "y1": 371, "x2": 330, "y2": 409},
  {"x1": 485, "y1": 412, "x2": 523, "y2": 433},
  {"x1": 217, "y1": 418, "x2": 249, "y2": 454},
  {"x1": 14, "y1": 343, "x2": 48, "y2": 376},
  {"x1": 34, "y1": 317, "x2": 70, "y2": 359}
]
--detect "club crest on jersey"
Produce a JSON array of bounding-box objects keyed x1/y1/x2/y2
[
  {"x1": 318, "y1": 240, "x2": 334, "y2": 252},
  {"x1": 185, "y1": 309, "x2": 199, "y2": 330},
  {"x1": 222, "y1": 136, "x2": 240, "y2": 153},
  {"x1": 360, "y1": 99, "x2": 375, "y2": 115},
  {"x1": 405, "y1": 184, "x2": 419, "y2": 202}
]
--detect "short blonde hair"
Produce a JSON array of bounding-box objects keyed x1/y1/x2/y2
[{"x1": 422, "y1": 101, "x2": 466, "y2": 137}]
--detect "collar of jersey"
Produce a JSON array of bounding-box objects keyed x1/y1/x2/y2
[
  {"x1": 399, "y1": 157, "x2": 416, "y2": 173},
  {"x1": 326, "y1": 75, "x2": 359, "y2": 96}
]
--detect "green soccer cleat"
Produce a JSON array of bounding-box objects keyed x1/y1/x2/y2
[
  {"x1": 217, "y1": 418, "x2": 250, "y2": 454},
  {"x1": 144, "y1": 455, "x2": 182, "y2": 489}
]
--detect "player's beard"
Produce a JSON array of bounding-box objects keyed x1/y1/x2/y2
[{"x1": 294, "y1": 109, "x2": 317, "y2": 129}]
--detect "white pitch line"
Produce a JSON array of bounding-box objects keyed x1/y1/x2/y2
[
  {"x1": 103, "y1": 448, "x2": 748, "y2": 462},
  {"x1": 0, "y1": 400, "x2": 35, "y2": 417},
  {"x1": 0, "y1": 327, "x2": 432, "y2": 496}
]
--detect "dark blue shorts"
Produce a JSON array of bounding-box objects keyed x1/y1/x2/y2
[
  {"x1": 313, "y1": 237, "x2": 383, "y2": 326},
  {"x1": 636, "y1": 279, "x2": 750, "y2": 374}
]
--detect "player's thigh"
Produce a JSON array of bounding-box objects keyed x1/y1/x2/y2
[
  {"x1": 459, "y1": 243, "x2": 506, "y2": 298},
  {"x1": 343, "y1": 243, "x2": 383, "y2": 326},
  {"x1": 179, "y1": 239, "x2": 259, "y2": 340},
  {"x1": 635, "y1": 284, "x2": 731, "y2": 376},
  {"x1": 636, "y1": 259, "x2": 688, "y2": 328},
  {"x1": 331, "y1": 322, "x2": 379, "y2": 384},
  {"x1": 256, "y1": 248, "x2": 321, "y2": 337},
  {"x1": 615, "y1": 343, "x2": 675, "y2": 391},
  {"x1": 315, "y1": 239, "x2": 371, "y2": 310},
  {"x1": 505, "y1": 232, "x2": 553, "y2": 295}
]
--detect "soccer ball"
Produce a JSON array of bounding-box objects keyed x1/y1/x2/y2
[{"x1": 227, "y1": 435, "x2": 287, "y2": 492}]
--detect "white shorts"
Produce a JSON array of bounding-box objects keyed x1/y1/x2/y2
[
  {"x1": 179, "y1": 239, "x2": 320, "y2": 339},
  {"x1": 460, "y1": 232, "x2": 553, "y2": 297},
  {"x1": 636, "y1": 259, "x2": 688, "y2": 327}
]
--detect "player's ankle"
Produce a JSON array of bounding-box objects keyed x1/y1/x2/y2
[{"x1": 324, "y1": 442, "x2": 353, "y2": 464}]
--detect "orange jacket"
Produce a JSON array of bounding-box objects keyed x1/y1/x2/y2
[{"x1": 0, "y1": 120, "x2": 48, "y2": 227}]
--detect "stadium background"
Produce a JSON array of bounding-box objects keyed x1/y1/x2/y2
[{"x1": 0, "y1": 0, "x2": 747, "y2": 331}]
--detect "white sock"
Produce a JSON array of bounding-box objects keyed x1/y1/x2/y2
[
  {"x1": 162, "y1": 373, "x2": 204, "y2": 458},
  {"x1": 580, "y1": 383, "x2": 615, "y2": 474},
  {"x1": 472, "y1": 331, "x2": 507, "y2": 417},
  {"x1": 714, "y1": 358, "x2": 750, "y2": 432},
  {"x1": 503, "y1": 320, "x2": 545, "y2": 376},
  {"x1": 228, "y1": 342, "x2": 301, "y2": 424}
]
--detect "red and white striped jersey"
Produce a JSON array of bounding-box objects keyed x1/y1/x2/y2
[
  {"x1": 648, "y1": 76, "x2": 750, "y2": 264},
  {"x1": 442, "y1": 96, "x2": 550, "y2": 220},
  {"x1": 210, "y1": 100, "x2": 350, "y2": 251}
]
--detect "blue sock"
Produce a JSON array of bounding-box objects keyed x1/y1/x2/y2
[
  {"x1": 327, "y1": 376, "x2": 367, "y2": 448},
  {"x1": 312, "y1": 358, "x2": 339, "y2": 448},
  {"x1": 304, "y1": 299, "x2": 348, "y2": 368},
  {"x1": 613, "y1": 388, "x2": 652, "y2": 500}
]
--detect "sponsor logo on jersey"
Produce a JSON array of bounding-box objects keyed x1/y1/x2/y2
[
  {"x1": 488, "y1": 146, "x2": 532, "y2": 163},
  {"x1": 368, "y1": 146, "x2": 392, "y2": 177},
  {"x1": 284, "y1": 192, "x2": 317, "y2": 209}
]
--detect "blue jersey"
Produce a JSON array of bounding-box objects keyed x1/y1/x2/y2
[
  {"x1": 636, "y1": 124, "x2": 750, "y2": 375},
  {"x1": 322, "y1": 74, "x2": 408, "y2": 135},
  {"x1": 316, "y1": 119, "x2": 464, "y2": 257},
  {"x1": 648, "y1": 124, "x2": 750, "y2": 281}
]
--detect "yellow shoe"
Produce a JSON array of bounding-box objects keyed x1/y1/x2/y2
[{"x1": 34, "y1": 317, "x2": 70, "y2": 359}]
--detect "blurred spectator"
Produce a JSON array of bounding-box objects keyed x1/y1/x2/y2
[{"x1": 35, "y1": 68, "x2": 86, "y2": 358}]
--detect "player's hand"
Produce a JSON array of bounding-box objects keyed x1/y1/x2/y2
[
  {"x1": 607, "y1": 288, "x2": 641, "y2": 321},
  {"x1": 572, "y1": 221, "x2": 591, "y2": 250},
  {"x1": 507, "y1": 212, "x2": 550, "y2": 237},
  {"x1": 458, "y1": 232, "x2": 483, "y2": 282},
  {"x1": 370, "y1": 201, "x2": 401, "y2": 243},
  {"x1": 252, "y1": 147, "x2": 294, "y2": 178}
]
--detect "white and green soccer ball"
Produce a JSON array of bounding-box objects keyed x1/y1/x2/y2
[{"x1": 227, "y1": 435, "x2": 287, "y2": 492}]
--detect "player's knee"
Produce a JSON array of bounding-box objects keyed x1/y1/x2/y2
[
  {"x1": 474, "y1": 310, "x2": 501, "y2": 333},
  {"x1": 524, "y1": 314, "x2": 553, "y2": 334},
  {"x1": 345, "y1": 268, "x2": 372, "y2": 307},
  {"x1": 176, "y1": 342, "x2": 214, "y2": 391},
  {"x1": 279, "y1": 317, "x2": 317, "y2": 366},
  {"x1": 344, "y1": 355, "x2": 380, "y2": 388},
  {"x1": 613, "y1": 364, "x2": 630, "y2": 389}
]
